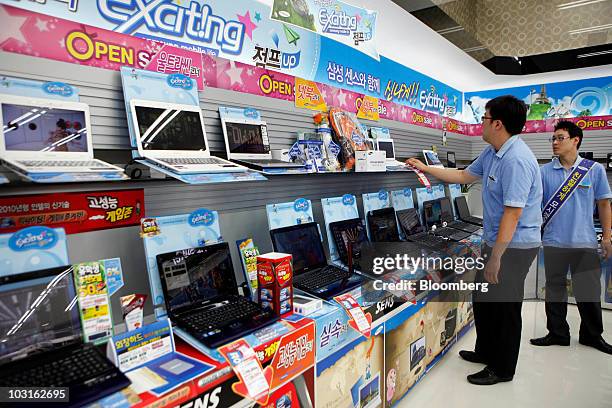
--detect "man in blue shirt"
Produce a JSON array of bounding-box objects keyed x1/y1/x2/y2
[
  {"x1": 530, "y1": 120, "x2": 612, "y2": 354},
  {"x1": 407, "y1": 95, "x2": 542, "y2": 385}
]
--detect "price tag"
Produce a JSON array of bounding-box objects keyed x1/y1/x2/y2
[
  {"x1": 334, "y1": 293, "x2": 372, "y2": 338},
  {"x1": 406, "y1": 165, "x2": 431, "y2": 188},
  {"x1": 219, "y1": 340, "x2": 271, "y2": 404},
  {"x1": 73, "y1": 261, "x2": 113, "y2": 344}
]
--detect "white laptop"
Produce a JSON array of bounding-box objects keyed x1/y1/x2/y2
[
  {"x1": 0, "y1": 94, "x2": 124, "y2": 174},
  {"x1": 130, "y1": 99, "x2": 246, "y2": 173},
  {"x1": 376, "y1": 138, "x2": 406, "y2": 168},
  {"x1": 220, "y1": 115, "x2": 303, "y2": 170},
  {"x1": 422, "y1": 149, "x2": 444, "y2": 168}
]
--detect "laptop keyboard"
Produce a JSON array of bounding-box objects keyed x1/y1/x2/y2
[
  {"x1": 296, "y1": 266, "x2": 352, "y2": 291},
  {"x1": 181, "y1": 297, "x2": 261, "y2": 331},
  {"x1": 19, "y1": 160, "x2": 110, "y2": 168},
  {"x1": 0, "y1": 346, "x2": 116, "y2": 387},
  {"x1": 159, "y1": 157, "x2": 228, "y2": 165},
  {"x1": 408, "y1": 233, "x2": 448, "y2": 250},
  {"x1": 447, "y1": 221, "x2": 480, "y2": 233}
]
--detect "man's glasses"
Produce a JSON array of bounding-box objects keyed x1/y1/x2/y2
[
  {"x1": 481, "y1": 116, "x2": 493, "y2": 122},
  {"x1": 548, "y1": 136, "x2": 572, "y2": 143}
]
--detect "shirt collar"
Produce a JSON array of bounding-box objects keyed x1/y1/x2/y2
[
  {"x1": 552, "y1": 155, "x2": 582, "y2": 170},
  {"x1": 495, "y1": 136, "x2": 518, "y2": 158}
]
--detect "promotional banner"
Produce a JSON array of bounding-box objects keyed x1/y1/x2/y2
[
  {"x1": 74, "y1": 260, "x2": 114, "y2": 344},
  {"x1": 464, "y1": 76, "x2": 612, "y2": 134},
  {"x1": 295, "y1": 77, "x2": 327, "y2": 111},
  {"x1": 0, "y1": 2, "x2": 463, "y2": 119},
  {"x1": 357, "y1": 95, "x2": 380, "y2": 121},
  {"x1": 0, "y1": 189, "x2": 145, "y2": 234},
  {"x1": 270, "y1": 0, "x2": 378, "y2": 60}
]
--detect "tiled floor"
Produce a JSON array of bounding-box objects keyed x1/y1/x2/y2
[{"x1": 397, "y1": 302, "x2": 612, "y2": 408}]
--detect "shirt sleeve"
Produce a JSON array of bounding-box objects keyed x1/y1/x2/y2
[
  {"x1": 465, "y1": 150, "x2": 486, "y2": 178},
  {"x1": 593, "y1": 163, "x2": 612, "y2": 200},
  {"x1": 501, "y1": 159, "x2": 538, "y2": 208}
]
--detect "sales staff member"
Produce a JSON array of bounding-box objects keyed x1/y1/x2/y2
[
  {"x1": 531, "y1": 120, "x2": 612, "y2": 354},
  {"x1": 407, "y1": 95, "x2": 542, "y2": 385}
]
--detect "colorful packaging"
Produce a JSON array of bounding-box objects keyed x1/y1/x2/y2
[
  {"x1": 328, "y1": 108, "x2": 369, "y2": 171},
  {"x1": 257, "y1": 253, "x2": 293, "y2": 318}
]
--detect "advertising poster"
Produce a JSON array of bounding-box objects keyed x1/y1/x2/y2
[
  {"x1": 0, "y1": 189, "x2": 145, "y2": 234},
  {"x1": 74, "y1": 260, "x2": 114, "y2": 344}
]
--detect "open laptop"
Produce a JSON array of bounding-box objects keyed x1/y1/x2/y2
[
  {"x1": 130, "y1": 99, "x2": 246, "y2": 174},
  {"x1": 455, "y1": 196, "x2": 483, "y2": 226},
  {"x1": 270, "y1": 222, "x2": 368, "y2": 299},
  {"x1": 220, "y1": 114, "x2": 304, "y2": 170},
  {"x1": 156, "y1": 242, "x2": 276, "y2": 349},
  {"x1": 329, "y1": 217, "x2": 369, "y2": 271},
  {"x1": 376, "y1": 139, "x2": 406, "y2": 169},
  {"x1": 410, "y1": 335, "x2": 426, "y2": 372},
  {"x1": 422, "y1": 150, "x2": 444, "y2": 168},
  {"x1": 0, "y1": 266, "x2": 130, "y2": 407},
  {"x1": 447, "y1": 151, "x2": 456, "y2": 168},
  {"x1": 395, "y1": 208, "x2": 450, "y2": 251},
  {"x1": 0, "y1": 94, "x2": 124, "y2": 174},
  {"x1": 367, "y1": 207, "x2": 400, "y2": 242},
  {"x1": 423, "y1": 199, "x2": 471, "y2": 241},
  {"x1": 438, "y1": 197, "x2": 480, "y2": 233}
]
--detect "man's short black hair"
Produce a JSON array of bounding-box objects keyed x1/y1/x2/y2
[
  {"x1": 485, "y1": 95, "x2": 527, "y2": 136},
  {"x1": 554, "y1": 120, "x2": 583, "y2": 149}
]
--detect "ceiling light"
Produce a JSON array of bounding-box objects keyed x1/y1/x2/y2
[
  {"x1": 436, "y1": 26, "x2": 464, "y2": 35},
  {"x1": 557, "y1": 0, "x2": 608, "y2": 10},
  {"x1": 568, "y1": 23, "x2": 612, "y2": 35},
  {"x1": 577, "y1": 49, "x2": 612, "y2": 58},
  {"x1": 463, "y1": 45, "x2": 487, "y2": 53}
]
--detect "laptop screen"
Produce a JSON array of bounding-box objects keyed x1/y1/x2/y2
[
  {"x1": 447, "y1": 152, "x2": 456, "y2": 168},
  {"x1": 329, "y1": 218, "x2": 368, "y2": 266},
  {"x1": 396, "y1": 208, "x2": 424, "y2": 236},
  {"x1": 423, "y1": 199, "x2": 442, "y2": 228},
  {"x1": 455, "y1": 196, "x2": 471, "y2": 219},
  {"x1": 438, "y1": 198, "x2": 454, "y2": 222},
  {"x1": 134, "y1": 105, "x2": 206, "y2": 151},
  {"x1": 156, "y1": 243, "x2": 238, "y2": 313},
  {"x1": 0, "y1": 266, "x2": 81, "y2": 365},
  {"x1": 225, "y1": 122, "x2": 267, "y2": 154},
  {"x1": 2, "y1": 103, "x2": 88, "y2": 152},
  {"x1": 270, "y1": 223, "x2": 327, "y2": 274},
  {"x1": 423, "y1": 150, "x2": 442, "y2": 167},
  {"x1": 377, "y1": 140, "x2": 394, "y2": 159},
  {"x1": 410, "y1": 335, "x2": 426, "y2": 370},
  {"x1": 368, "y1": 208, "x2": 400, "y2": 242}
]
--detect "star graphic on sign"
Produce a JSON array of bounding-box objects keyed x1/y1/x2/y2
[
  {"x1": 0, "y1": 7, "x2": 28, "y2": 44},
  {"x1": 337, "y1": 91, "x2": 347, "y2": 106},
  {"x1": 237, "y1": 11, "x2": 257, "y2": 40},
  {"x1": 35, "y1": 18, "x2": 49, "y2": 32},
  {"x1": 59, "y1": 38, "x2": 65, "y2": 48},
  {"x1": 255, "y1": 12, "x2": 262, "y2": 22},
  {"x1": 226, "y1": 61, "x2": 244, "y2": 86}
]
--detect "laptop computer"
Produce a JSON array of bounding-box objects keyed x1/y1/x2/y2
[
  {"x1": 376, "y1": 139, "x2": 406, "y2": 169},
  {"x1": 0, "y1": 94, "x2": 124, "y2": 174},
  {"x1": 367, "y1": 207, "x2": 400, "y2": 242},
  {"x1": 410, "y1": 335, "x2": 426, "y2": 371},
  {"x1": 0, "y1": 266, "x2": 130, "y2": 407},
  {"x1": 438, "y1": 197, "x2": 480, "y2": 233},
  {"x1": 422, "y1": 150, "x2": 444, "y2": 168},
  {"x1": 220, "y1": 114, "x2": 304, "y2": 170},
  {"x1": 156, "y1": 242, "x2": 276, "y2": 349},
  {"x1": 423, "y1": 199, "x2": 471, "y2": 241},
  {"x1": 395, "y1": 208, "x2": 450, "y2": 251},
  {"x1": 130, "y1": 99, "x2": 246, "y2": 174},
  {"x1": 455, "y1": 196, "x2": 483, "y2": 226},
  {"x1": 270, "y1": 222, "x2": 368, "y2": 299},
  {"x1": 447, "y1": 152, "x2": 456, "y2": 168}
]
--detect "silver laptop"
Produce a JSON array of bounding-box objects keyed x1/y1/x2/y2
[
  {"x1": 376, "y1": 138, "x2": 406, "y2": 168},
  {"x1": 422, "y1": 149, "x2": 444, "y2": 168},
  {"x1": 0, "y1": 94, "x2": 124, "y2": 174},
  {"x1": 130, "y1": 99, "x2": 246, "y2": 174},
  {"x1": 220, "y1": 112, "x2": 304, "y2": 170}
]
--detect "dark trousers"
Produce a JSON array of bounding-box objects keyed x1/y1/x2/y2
[
  {"x1": 543, "y1": 246, "x2": 603, "y2": 341},
  {"x1": 473, "y1": 246, "x2": 538, "y2": 378}
]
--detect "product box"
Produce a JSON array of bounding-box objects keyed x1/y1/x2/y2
[
  {"x1": 355, "y1": 150, "x2": 386, "y2": 172},
  {"x1": 257, "y1": 252, "x2": 294, "y2": 317}
]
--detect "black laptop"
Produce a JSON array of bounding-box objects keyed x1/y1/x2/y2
[
  {"x1": 367, "y1": 207, "x2": 400, "y2": 242},
  {"x1": 270, "y1": 222, "x2": 369, "y2": 299},
  {"x1": 455, "y1": 196, "x2": 483, "y2": 226},
  {"x1": 438, "y1": 197, "x2": 480, "y2": 233},
  {"x1": 328, "y1": 217, "x2": 368, "y2": 271},
  {"x1": 0, "y1": 266, "x2": 130, "y2": 407},
  {"x1": 156, "y1": 242, "x2": 276, "y2": 349},
  {"x1": 423, "y1": 199, "x2": 471, "y2": 242},
  {"x1": 395, "y1": 208, "x2": 450, "y2": 251}
]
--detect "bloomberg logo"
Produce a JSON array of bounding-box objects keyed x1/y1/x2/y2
[{"x1": 96, "y1": 0, "x2": 245, "y2": 55}]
